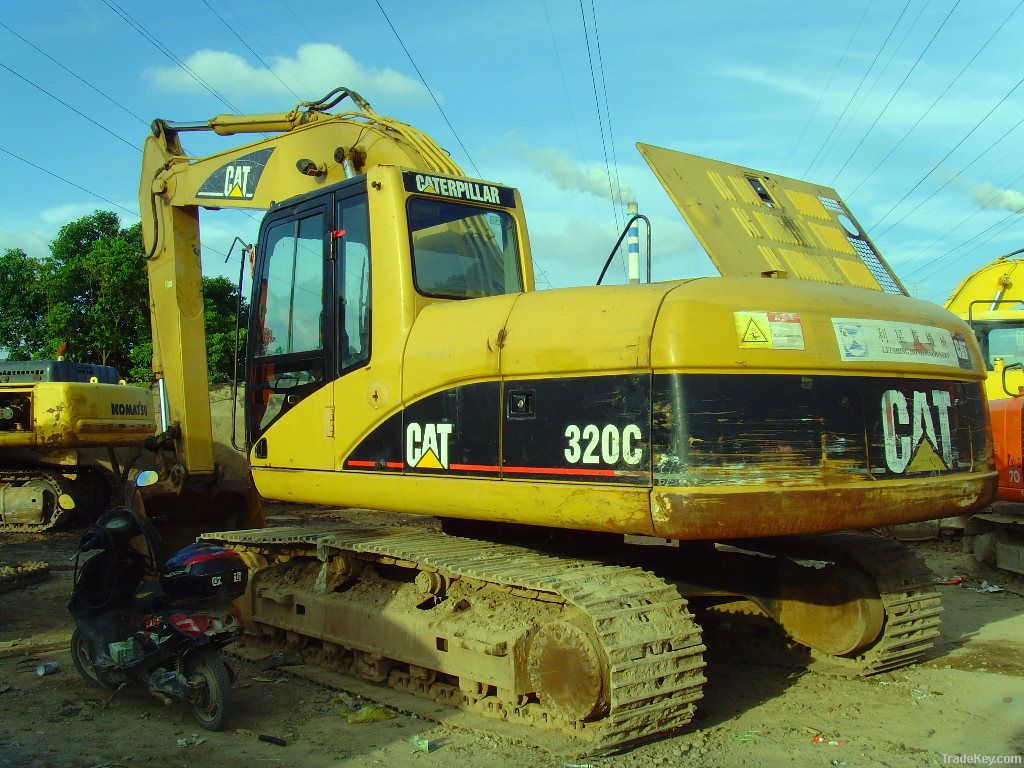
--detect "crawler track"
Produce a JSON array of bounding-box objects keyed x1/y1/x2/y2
[
  {"x1": 701, "y1": 532, "x2": 943, "y2": 676},
  {"x1": 0, "y1": 464, "x2": 117, "y2": 532},
  {"x1": 207, "y1": 524, "x2": 706, "y2": 755}
]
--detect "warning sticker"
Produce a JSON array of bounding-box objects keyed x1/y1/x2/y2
[
  {"x1": 734, "y1": 311, "x2": 806, "y2": 350},
  {"x1": 833, "y1": 318, "x2": 962, "y2": 367}
]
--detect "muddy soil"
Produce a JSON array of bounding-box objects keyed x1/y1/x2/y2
[{"x1": 2, "y1": 514, "x2": 1022, "y2": 768}]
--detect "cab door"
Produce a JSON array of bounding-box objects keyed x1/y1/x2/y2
[{"x1": 246, "y1": 197, "x2": 334, "y2": 468}]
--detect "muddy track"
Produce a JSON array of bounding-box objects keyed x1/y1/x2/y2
[{"x1": 207, "y1": 524, "x2": 707, "y2": 755}]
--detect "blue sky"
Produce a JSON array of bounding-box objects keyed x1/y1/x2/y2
[{"x1": 2, "y1": 0, "x2": 1024, "y2": 304}]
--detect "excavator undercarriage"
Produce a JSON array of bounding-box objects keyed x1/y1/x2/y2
[{"x1": 206, "y1": 523, "x2": 940, "y2": 753}]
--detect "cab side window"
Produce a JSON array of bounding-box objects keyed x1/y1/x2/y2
[
  {"x1": 337, "y1": 196, "x2": 371, "y2": 372},
  {"x1": 249, "y1": 211, "x2": 327, "y2": 439},
  {"x1": 255, "y1": 214, "x2": 325, "y2": 356}
]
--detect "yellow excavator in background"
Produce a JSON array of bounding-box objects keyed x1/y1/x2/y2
[
  {"x1": 945, "y1": 251, "x2": 1024, "y2": 576},
  {"x1": 0, "y1": 360, "x2": 154, "y2": 531},
  {"x1": 136, "y1": 87, "x2": 995, "y2": 752}
]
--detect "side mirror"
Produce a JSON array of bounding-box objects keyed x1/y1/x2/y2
[
  {"x1": 1001, "y1": 361, "x2": 1024, "y2": 398},
  {"x1": 135, "y1": 470, "x2": 160, "y2": 488}
]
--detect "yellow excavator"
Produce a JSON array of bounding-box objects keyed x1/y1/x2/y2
[
  {"x1": 136, "y1": 87, "x2": 995, "y2": 752},
  {"x1": 0, "y1": 360, "x2": 154, "y2": 531},
  {"x1": 945, "y1": 252, "x2": 1024, "y2": 575}
]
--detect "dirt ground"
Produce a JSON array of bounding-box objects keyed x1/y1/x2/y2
[{"x1": 2, "y1": 512, "x2": 1022, "y2": 768}]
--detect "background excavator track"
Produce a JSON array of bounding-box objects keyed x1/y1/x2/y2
[
  {"x1": 206, "y1": 524, "x2": 707, "y2": 756},
  {"x1": 0, "y1": 463, "x2": 118, "y2": 533},
  {"x1": 701, "y1": 533, "x2": 942, "y2": 676}
]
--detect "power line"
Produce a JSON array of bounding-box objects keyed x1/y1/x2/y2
[
  {"x1": 578, "y1": 0, "x2": 621, "y2": 236},
  {"x1": 0, "y1": 144, "x2": 138, "y2": 218},
  {"x1": 0, "y1": 21, "x2": 148, "y2": 127},
  {"x1": 785, "y1": 0, "x2": 875, "y2": 171},
  {"x1": 543, "y1": 2, "x2": 589, "y2": 169},
  {"x1": 829, "y1": 0, "x2": 961, "y2": 185},
  {"x1": 0, "y1": 61, "x2": 138, "y2": 151},
  {"x1": 590, "y1": 0, "x2": 626, "y2": 214},
  {"x1": 870, "y1": 76, "x2": 1024, "y2": 234},
  {"x1": 802, "y1": 0, "x2": 912, "y2": 177},
  {"x1": 846, "y1": 0, "x2": 1023, "y2": 199},
  {"x1": 823, "y1": 0, "x2": 929, "y2": 177},
  {"x1": 101, "y1": 0, "x2": 242, "y2": 114},
  {"x1": 373, "y1": 0, "x2": 480, "y2": 177},
  {"x1": 903, "y1": 199, "x2": 1024, "y2": 280},
  {"x1": 200, "y1": 0, "x2": 302, "y2": 100}
]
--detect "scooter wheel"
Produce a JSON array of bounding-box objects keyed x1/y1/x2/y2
[
  {"x1": 186, "y1": 648, "x2": 232, "y2": 731},
  {"x1": 70, "y1": 629, "x2": 116, "y2": 690}
]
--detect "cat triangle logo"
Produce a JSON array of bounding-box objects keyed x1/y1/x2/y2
[
  {"x1": 415, "y1": 449, "x2": 444, "y2": 469},
  {"x1": 406, "y1": 423, "x2": 452, "y2": 470},
  {"x1": 905, "y1": 438, "x2": 948, "y2": 473}
]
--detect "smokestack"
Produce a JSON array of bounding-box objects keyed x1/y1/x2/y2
[{"x1": 627, "y1": 201, "x2": 640, "y2": 284}]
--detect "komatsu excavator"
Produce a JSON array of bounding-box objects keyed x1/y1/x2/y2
[
  {"x1": 945, "y1": 253, "x2": 1024, "y2": 575},
  {"x1": 0, "y1": 360, "x2": 154, "y2": 531},
  {"x1": 138, "y1": 87, "x2": 995, "y2": 752}
]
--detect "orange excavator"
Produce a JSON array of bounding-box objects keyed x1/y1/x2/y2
[{"x1": 945, "y1": 251, "x2": 1024, "y2": 575}]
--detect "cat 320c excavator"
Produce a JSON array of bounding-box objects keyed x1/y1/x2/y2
[{"x1": 137, "y1": 87, "x2": 994, "y2": 753}]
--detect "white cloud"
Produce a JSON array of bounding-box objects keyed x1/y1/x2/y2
[
  {"x1": 970, "y1": 180, "x2": 1024, "y2": 212},
  {"x1": 145, "y1": 43, "x2": 429, "y2": 105},
  {"x1": 518, "y1": 145, "x2": 636, "y2": 204}
]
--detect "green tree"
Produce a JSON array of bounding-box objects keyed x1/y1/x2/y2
[
  {"x1": 1, "y1": 211, "x2": 250, "y2": 384},
  {"x1": 42, "y1": 212, "x2": 149, "y2": 370},
  {"x1": 203, "y1": 275, "x2": 248, "y2": 384},
  {"x1": 0, "y1": 248, "x2": 46, "y2": 358}
]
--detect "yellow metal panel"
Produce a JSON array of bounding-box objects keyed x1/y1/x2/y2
[
  {"x1": 808, "y1": 221, "x2": 857, "y2": 255},
  {"x1": 836, "y1": 258, "x2": 881, "y2": 290},
  {"x1": 403, "y1": 294, "x2": 519, "y2": 403},
  {"x1": 650, "y1": 277, "x2": 986, "y2": 378},
  {"x1": 31, "y1": 382, "x2": 154, "y2": 448},
  {"x1": 757, "y1": 245, "x2": 785, "y2": 272},
  {"x1": 500, "y1": 283, "x2": 674, "y2": 377},
  {"x1": 636, "y1": 143, "x2": 906, "y2": 294},
  {"x1": 783, "y1": 188, "x2": 831, "y2": 221},
  {"x1": 706, "y1": 171, "x2": 736, "y2": 202},
  {"x1": 752, "y1": 211, "x2": 805, "y2": 246},
  {"x1": 777, "y1": 249, "x2": 829, "y2": 283},
  {"x1": 252, "y1": 467, "x2": 656, "y2": 535},
  {"x1": 731, "y1": 209, "x2": 763, "y2": 240},
  {"x1": 728, "y1": 174, "x2": 762, "y2": 205}
]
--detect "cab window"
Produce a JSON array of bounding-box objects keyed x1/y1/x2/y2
[
  {"x1": 337, "y1": 195, "x2": 371, "y2": 371},
  {"x1": 408, "y1": 198, "x2": 521, "y2": 299},
  {"x1": 254, "y1": 214, "x2": 325, "y2": 356}
]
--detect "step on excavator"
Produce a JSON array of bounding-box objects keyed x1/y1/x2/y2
[{"x1": 135, "y1": 87, "x2": 995, "y2": 753}]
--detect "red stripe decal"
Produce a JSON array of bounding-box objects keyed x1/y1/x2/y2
[
  {"x1": 502, "y1": 465, "x2": 618, "y2": 477},
  {"x1": 348, "y1": 461, "x2": 623, "y2": 478}
]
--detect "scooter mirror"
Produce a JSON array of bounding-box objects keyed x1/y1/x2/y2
[{"x1": 136, "y1": 470, "x2": 160, "y2": 488}]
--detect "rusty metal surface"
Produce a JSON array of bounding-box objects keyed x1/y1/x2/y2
[{"x1": 651, "y1": 472, "x2": 995, "y2": 539}]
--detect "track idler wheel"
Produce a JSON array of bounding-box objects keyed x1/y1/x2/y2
[
  {"x1": 760, "y1": 560, "x2": 885, "y2": 657},
  {"x1": 527, "y1": 621, "x2": 606, "y2": 721}
]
